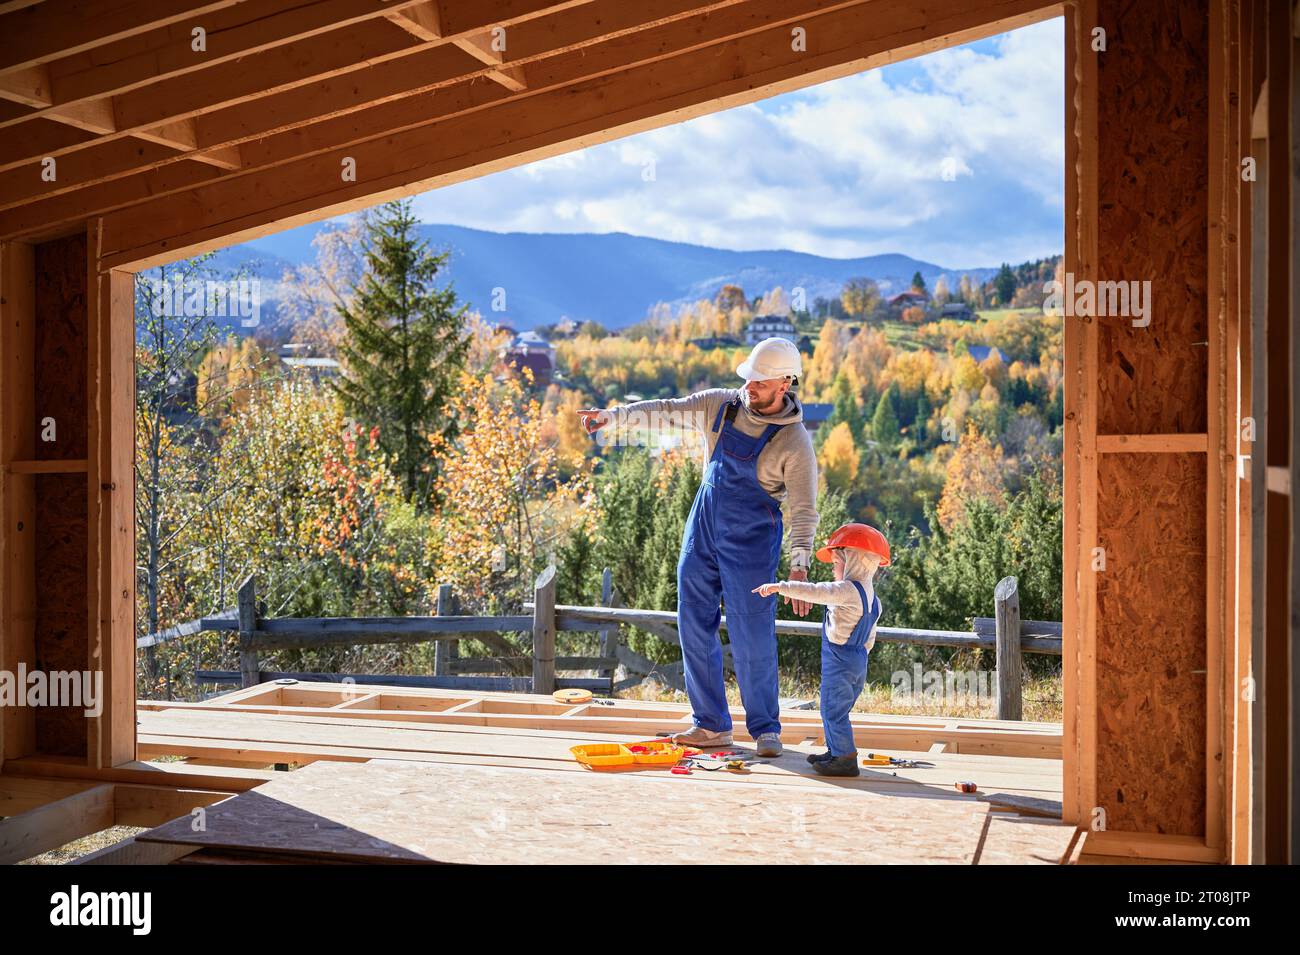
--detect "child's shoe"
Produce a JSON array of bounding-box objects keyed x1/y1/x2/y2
[{"x1": 812, "y1": 754, "x2": 860, "y2": 777}]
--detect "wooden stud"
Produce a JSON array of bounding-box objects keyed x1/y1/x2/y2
[
  {"x1": 0, "y1": 239, "x2": 36, "y2": 767},
  {"x1": 0, "y1": 783, "x2": 113, "y2": 865},
  {"x1": 86, "y1": 226, "x2": 136, "y2": 769},
  {"x1": 1061, "y1": 0, "x2": 1099, "y2": 830}
]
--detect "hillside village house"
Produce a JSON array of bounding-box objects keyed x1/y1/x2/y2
[
  {"x1": 500, "y1": 330, "x2": 556, "y2": 386},
  {"x1": 744, "y1": 314, "x2": 798, "y2": 344},
  {"x1": 888, "y1": 290, "x2": 931, "y2": 312},
  {"x1": 941, "y1": 302, "x2": 976, "y2": 321}
]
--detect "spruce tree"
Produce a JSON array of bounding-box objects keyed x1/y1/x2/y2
[
  {"x1": 871, "y1": 383, "x2": 901, "y2": 450},
  {"x1": 334, "y1": 200, "x2": 470, "y2": 506}
]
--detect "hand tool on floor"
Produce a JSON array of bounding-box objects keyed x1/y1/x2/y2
[
  {"x1": 552, "y1": 688, "x2": 614, "y2": 705},
  {"x1": 863, "y1": 752, "x2": 932, "y2": 769}
]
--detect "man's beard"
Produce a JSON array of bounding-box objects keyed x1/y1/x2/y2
[{"x1": 743, "y1": 389, "x2": 783, "y2": 415}]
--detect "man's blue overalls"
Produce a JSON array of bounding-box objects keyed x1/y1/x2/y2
[
  {"x1": 677, "y1": 398, "x2": 784, "y2": 738},
  {"x1": 821, "y1": 580, "x2": 881, "y2": 756}
]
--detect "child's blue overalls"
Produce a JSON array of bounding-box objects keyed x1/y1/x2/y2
[
  {"x1": 821, "y1": 580, "x2": 880, "y2": 756},
  {"x1": 677, "y1": 398, "x2": 784, "y2": 739}
]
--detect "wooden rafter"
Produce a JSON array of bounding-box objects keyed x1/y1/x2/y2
[
  {"x1": 0, "y1": 0, "x2": 743, "y2": 189},
  {"x1": 0, "y1": 0, "x2": 1060, "y2": 256}
]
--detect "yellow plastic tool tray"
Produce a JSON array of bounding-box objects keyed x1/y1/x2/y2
[{"x1": 570, "y1": 739, "x2": 697, "y2": 769}]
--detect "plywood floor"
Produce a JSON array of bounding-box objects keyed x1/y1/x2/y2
[
  {"x1": 139, "y1": 758, "x2": 1076, "y2": 865},
  {"x1": 135, "y1": 685, "x2": 1075, "y2": 864}
]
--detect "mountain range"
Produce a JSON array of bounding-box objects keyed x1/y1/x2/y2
[{"x1": 196, "y1": 222, "x2": 1009, "y2": 334}]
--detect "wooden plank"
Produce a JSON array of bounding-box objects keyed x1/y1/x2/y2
[
  {"x1": 1081, "y1": 829, "x2": 1223, "y2": 863},
  {"x1": 1229, "y1": 0, "x2": 1253, "y2": 865},
  {"x1": 0, "y1": 0, "x2": 243, "y2": 72},
  {"x1": 0, "y1": 773, "x2": 101, "y2": 815},
  {"x1": 3, "y1": 756, "x2": 277, "y2": 791},
  {"x1": 0, "y1": 783, "x2": 114, "y2": 864},
  {"x1": 237, "y1": 575, "x2": 258, "y2": 688},
  {"x1": 1202, "y1": 0, "x2": 1230, "y2": 858},
  {"x1": 180, "y1": 681, "x2": 1065, "y2": 733},
  {"x1": 433, "y1": 582, "x2": 453, "y2": 675},
  {"x1": 1061, "y1": 0, "x2": 1099, "y2": 831},
  {"x1": 0, "y1": 239, "x2": 36, "y2": 767},
  {"x1": 6, "y1": 458, "x2": 88, "y2": 473},
  {"x1": 994, "y1": 576, "x2": 1022, "y2": 720},
  {"x1": 532, "y1": 565, "x2": 557, "y2": 694},
  {"x1": 977, "y1": 791, "x2": 1064, "y2": 819},
  {"x1": 87, "y1": 254, "x2": 136, "y2": 769},
  {"x1": 73, "y1": 834, "x2": 199, "y2": 865},
  {"x1": 1095, "y1": 433, "x2": 1210, "y2": 453},
  {"x1": 137, "y1": 704, "x2": 1063, "y2": 760},
  {"x1": 136, "y1": 759, "x2": 1007, "y2": 864},
  {"x1": 112, "y1": 783, "x2": 233, "y2": 827}
]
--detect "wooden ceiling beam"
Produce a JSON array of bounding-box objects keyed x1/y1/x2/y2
[
  {"x1": 386, "y1": 1, "x2": 445, "y2": 42},
  {"x1": 41, "y1": 0, "x2": 438, "y2": 107},
  {"x1": 85, "y1": 0, "x2": 1059, "y2": 268},
  {"x1": 0, "y1": 0, "x2": 592, "y2": 135},
  {"x1": 134, "y1": 121, "x2": 242, "y2": 170},
  {"x1": 0, "y1": 0, "x2": 824, "y2": 218},
  {"x1": 0, "y1": 0, "x2": 243, "y2": 73},
  {"x1": 0, "y1": 0, "x2": 741, "y2": 196},
  {"x1": 452, "y1": 32, "x2": 529, "y2": 91}
]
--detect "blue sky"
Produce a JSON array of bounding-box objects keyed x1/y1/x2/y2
[{"x1": 381, "y1": 18, "x2": 1063, "y2": 270}]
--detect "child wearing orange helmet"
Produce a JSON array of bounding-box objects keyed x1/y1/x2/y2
[{"x1": 752, "y1": 522, "x2": 890, "y2": 776}]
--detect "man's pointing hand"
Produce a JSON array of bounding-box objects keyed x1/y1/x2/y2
[{"x1": 577, "y1": 409, "x2": 610, "y2": 434}]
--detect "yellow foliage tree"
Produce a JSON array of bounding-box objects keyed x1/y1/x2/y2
[
  {"x1": 936, "y1": 425, "x2": 1006, "y2": 531},
  {"x1": 428, "y1": 371, "x2": 594, "y2": 611},
  {"x1": 804, "y1": 320, "x2": 845, "y2": 399},
  {"x1": 818, "y1": 421, "x2": 860, "y2": 493}
]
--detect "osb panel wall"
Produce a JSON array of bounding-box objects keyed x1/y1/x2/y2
[
  {"x1": 1096, "y1": 0, "x2": 1208, "y2": 435},
  {"x1": 33, "y1": 474, "x2": 88, "y2": 756},
  {"x1": 32, "y1": 235, "x2": 88, "y2": 758},
  {"x1": 1096, "y1": 453, "x2": 1206, "y2": 835},
  {"x1": 34, "y1": 234, "x2": 87, "y2": 460}
]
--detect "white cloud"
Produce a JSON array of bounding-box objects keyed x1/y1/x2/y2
[{"x1": 411, "y1": 17, "x2": 1064, "y2": 267}]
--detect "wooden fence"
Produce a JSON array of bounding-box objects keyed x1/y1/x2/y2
[{"x1": 139, "y1": 570, "x2": 1057, "y2": 719}]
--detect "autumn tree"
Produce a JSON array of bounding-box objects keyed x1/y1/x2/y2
[
  {"x1": 819, "y1": 422, "x2": 860, "y2": 493},
  {"x1": 936, "y1": 425, "x2": 1006, "y2": 531},
  {"x1": 715, "y1": 284, "x2": 748, "y2": 313},
  {"x1": 933, "y1": 276, "x2": 950, "y2": 305},
  {"x1": 841, "y1": 277, "x2": 881, "y2": 320},
  {"x1": 428, "y1": 370, "x2": 594, "y2": 613},
  {"x1": 277, "y1": 213, "x2": 370, "y2": 354},
  {"x1": 335, "y1": 199, "x2": 470, "y2": 505}
]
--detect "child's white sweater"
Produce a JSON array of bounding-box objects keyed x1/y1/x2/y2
[{"x1": 772, "y1": 577, "x2": 879, "y2": 649}]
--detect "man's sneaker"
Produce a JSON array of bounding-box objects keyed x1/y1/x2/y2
[
  {"x1": 755, "y1": 733, "x2": 783, "y2": 758},
  {"x1": 812, "y1": 754, "x2": 860, "y2": 777},
  {"x1": 806, "y1": 749, "x2": 835, "y2": 765},
  {"x1": 672, "y1": 725, "x2": 733, "y2": 748}
]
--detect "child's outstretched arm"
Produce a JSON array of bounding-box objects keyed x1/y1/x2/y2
[{"x1": 751, "y1": 579, "x2": 863, "y2": 607}]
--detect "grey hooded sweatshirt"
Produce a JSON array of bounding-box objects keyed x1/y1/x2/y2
[{"x1": 603, "y1": 388, "x2": 819, "y2": 570}]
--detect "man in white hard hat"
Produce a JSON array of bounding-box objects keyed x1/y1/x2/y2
[{"x1": 578, "y1": 338, "x2": 818, "y2": 756}]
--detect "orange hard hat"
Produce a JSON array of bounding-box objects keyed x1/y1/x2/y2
[{"x1": 815, "y1": 522, "x2": 891, "y2": 567}]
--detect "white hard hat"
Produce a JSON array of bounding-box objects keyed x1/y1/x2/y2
[{"x1": 737, "y1": 337, "x2": 802, "y2": 381}]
